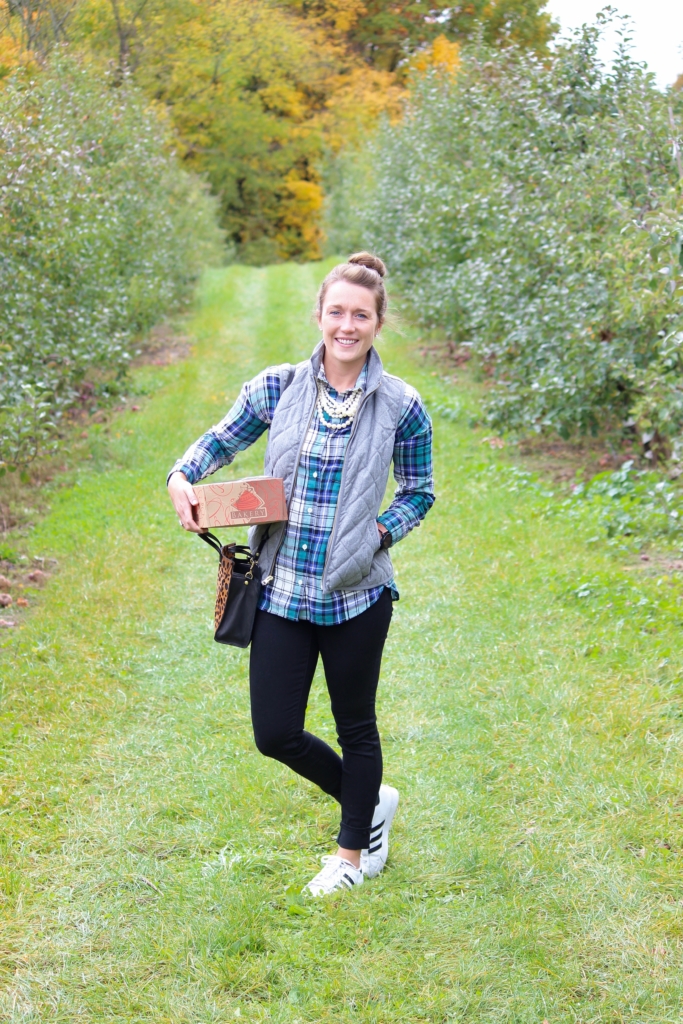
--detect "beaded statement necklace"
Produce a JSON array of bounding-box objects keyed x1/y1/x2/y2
[{"x1": 315, "y1": 377, "x2": 364, "y2": 431}]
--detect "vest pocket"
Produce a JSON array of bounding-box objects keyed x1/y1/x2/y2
[{"x1": 357, "y1": 516, "x2": 383, "y2": 579}]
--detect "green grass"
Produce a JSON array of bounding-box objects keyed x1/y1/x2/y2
[{"x1": 3, "y1": 262, "x2": 683, "y2": 1022}]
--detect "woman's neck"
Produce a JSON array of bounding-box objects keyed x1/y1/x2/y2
[{"x1": 322, "y1": 348, "x2": 367, "y2": 392}]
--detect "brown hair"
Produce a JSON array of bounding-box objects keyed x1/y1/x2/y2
[{"x1": 315, "y1": 251, "x2": 388, "y2": 323}]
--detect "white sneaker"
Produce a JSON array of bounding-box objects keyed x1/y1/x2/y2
[
  {"x1": 361, "y1": 784, "x2": 399, "y2": 879},
  {"x1": 303, "y1": 855, "x2": 364, "y2": 897}
]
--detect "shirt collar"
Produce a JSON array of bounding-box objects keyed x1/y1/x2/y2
[{"x1": 317, "y1": 358, "x2": 368, "y2": 393}]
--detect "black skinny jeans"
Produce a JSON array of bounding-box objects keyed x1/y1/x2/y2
[{"x1": 249, "y1": 588, "x2": 393, "y2": 850}]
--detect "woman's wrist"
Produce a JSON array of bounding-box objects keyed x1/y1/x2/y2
[{"x1": 377, "y1": 523, "x2": 392, "y2": 550}]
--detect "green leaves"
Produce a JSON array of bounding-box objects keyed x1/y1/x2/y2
[
  {"x1": 225, "y1": 931, "x2": 267, "y2": 955},
  {"x1": 284, "y1": 884, "x2": 311, "y2": 916},
  {"x1": 336, "y1": 17, "x2": 683, "y2": 450},
  {"x1": 0, "y1": 55, "x2": 224, "y2": 468},
  {"x1": 570, "y1": 461, "x2": 683, "y2": 543}
]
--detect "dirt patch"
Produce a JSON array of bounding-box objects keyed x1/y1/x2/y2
[
  {"x1": 620, "y1": 553, "x2": 683, "y2": 578},
  {"x1": 0, "y1": 557, "x2": 56, "y2": 628},
  {"x1": 418, "y1": 340, "x2": 473, "y2": 368},
  {"x1": 132, "y1": 323, "x2": 192, "y2": 368},
  {"x1": 0, "y1": 503, "x2": 18, "y2": 533},
  {"x1": 509, "y1": 435, "x2": 642, "y2": 485}
]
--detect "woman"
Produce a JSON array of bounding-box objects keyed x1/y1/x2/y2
[{"x1": 167, "y1": 252, "x2": 435, "y2": 896}]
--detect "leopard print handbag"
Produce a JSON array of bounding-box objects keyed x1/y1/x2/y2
[
  {"x1": 198, "y1": 530, "x2": 270, "y2": 648},
  {"x1": 214, "y1": 544, "x2": 234, "y2": 631}
]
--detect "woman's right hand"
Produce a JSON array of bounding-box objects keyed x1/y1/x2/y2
[{"x1": 167, "y1": 471, "x2": 204, "y2": 533}]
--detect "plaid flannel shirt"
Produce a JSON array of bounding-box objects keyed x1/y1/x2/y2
[{"x1": 170, "y1": 358, "x2": 434, "y2": 625}]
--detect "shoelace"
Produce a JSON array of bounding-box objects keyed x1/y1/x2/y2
[{"x1": 314, "y1": 856, "x2": 360, "y2": 890}]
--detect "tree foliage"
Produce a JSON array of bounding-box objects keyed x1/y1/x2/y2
[
  {"x1": 0, "y1": 0, "x2": 556, "y2": 260},
  {"x1": 283, "y1": 0, "x2": 555, "y2": 72},
  {"x1": 334, "y1": 20, "x2": 683, "y2": 453},
  {"x1": 0, "y1": 53, "x2": 223, "y2": 467},
  {"x1": 68, "y1": 0, "x2": 333, "y2": 262}
]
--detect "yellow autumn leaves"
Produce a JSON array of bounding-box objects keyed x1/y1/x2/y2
[{"x1": 0, "y1": 0, "x2": 553, "y2": 260}]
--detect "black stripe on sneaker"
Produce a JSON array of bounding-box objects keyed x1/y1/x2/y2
[
  {"x1": 371, "y1": 819, "x2": 385, "y2": 832},
  {"x1": 368, "y1": 841, "x2": 382, "y2": 853},
  {"x1": 342, "y1": 873, "x2": 357, "y2": 887}
]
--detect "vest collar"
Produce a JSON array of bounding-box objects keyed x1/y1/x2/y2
[{"x1": 309, "y1": 340, "x2": 384, "y2": 393}]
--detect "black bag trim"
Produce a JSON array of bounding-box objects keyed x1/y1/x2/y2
[{"x1": 198, "y1": 528, "x2": 271, "y2": 648}]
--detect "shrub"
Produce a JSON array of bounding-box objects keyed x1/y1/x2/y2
[
  {"x1": 570, "y1": 460, "x2": 683, "y2": 542},
  {"x1": 334, "y1": 19, "x2": 683, "y2": 454},
  {"x1": 0, "y1": 53, "x2": 224, "y2": 467}
]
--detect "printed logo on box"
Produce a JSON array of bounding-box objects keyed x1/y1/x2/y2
[{"x1": 230, "y1": 484, "x2": 267, "y2": 520}]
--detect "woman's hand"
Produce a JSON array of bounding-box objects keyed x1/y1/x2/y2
[{"x1": 168, "y1": 471, "x2": 205, "y2": 533}]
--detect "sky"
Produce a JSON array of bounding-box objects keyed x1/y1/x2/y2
[{"x1": 544, "y1": 0, "x2": 683, "y2": 88}]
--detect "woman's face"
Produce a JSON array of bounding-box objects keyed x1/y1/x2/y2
[{"x1": 317, "y1": 280, "x2": 381, "y2": 369}]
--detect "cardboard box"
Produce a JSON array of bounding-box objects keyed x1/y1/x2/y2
[{"x1": 194, "y1": 477, "x2": 288, "y2": 529}]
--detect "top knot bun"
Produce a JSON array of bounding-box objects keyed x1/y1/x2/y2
[
  {"x1": 347, "y1": 251, "x2": 387, "y2": 279},
  {"x1": 315, "y1": 250, "x2": 389, "y2": 320}
]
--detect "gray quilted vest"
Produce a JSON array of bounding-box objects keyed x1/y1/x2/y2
[{"x1": 248, "y1": 340, "x2": 406, "y2": 594}]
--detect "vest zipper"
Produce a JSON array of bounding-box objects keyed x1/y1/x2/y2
[
  {"x1": 321, "y1": 378, "x2": 381, "y2": 594},
  {"x1": 263, "y1": 381, "x2": 318, "y2": 579}
]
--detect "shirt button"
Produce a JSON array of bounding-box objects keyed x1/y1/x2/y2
[
  {"x1": 313, "y1": 472, "x2": 318, "y2": 478},
  {"x1": 302, "y1": 544, "x2": 308, "y2": 551},
  {"x1": 307, "y1": 508, "x2": 312, "y2": 514}
]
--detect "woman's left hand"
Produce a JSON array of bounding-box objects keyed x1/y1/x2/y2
[{"x1": 168, "y1": 471, "x2": 205, "y2": 533}]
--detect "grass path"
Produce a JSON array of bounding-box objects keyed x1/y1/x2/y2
[{"x1": 2, "y1": 262, "x2": 683, "y2": 1023}]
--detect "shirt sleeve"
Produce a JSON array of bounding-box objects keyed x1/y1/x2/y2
[
  {"x1": 166, "y1": 366, "x2": 287, "y2": 485},
  {"x1": 377, "y1": 384, "x2": 435, "y2": 543}
]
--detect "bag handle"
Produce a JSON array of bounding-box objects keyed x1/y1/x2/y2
[
  {"x1": 197, "y1": 527, "x2": 271, "y2": 563},
  {"x1": 197, "y1": 531, "x2": 223, "y2": 560}
]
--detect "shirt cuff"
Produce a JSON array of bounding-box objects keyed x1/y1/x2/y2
[
  {"x1": 166, "y1": 462, "x2": 198, "y2": 486},
  {"x1": 378, "y1": 510, "x2": 407, "y2": 544}
]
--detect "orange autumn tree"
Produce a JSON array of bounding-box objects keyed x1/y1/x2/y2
[
  {"x1": 0, "y1": 29, "x2": 22, "y2": 81},
  {"x1": 67, "y1": 0, "x2": 333, "y2": 261},
  {"x1": 72, "y1": 0, "x2": 555, "y2": 255},
  {"x1": 410, "y1": 34, "x2": 461, "y2": 75},
  {"x1": 0, "y1": 0, "x2": 556, "y2": 260},
  {"x1": 0, "y1": 0, "x2": 334, "y2": 259},
  {"x1": 283, "y1": 0, "x2": 555, "y2": 73},
  {"x1": 0, "y1": 1, "x2": 26, "y2": 80}
]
